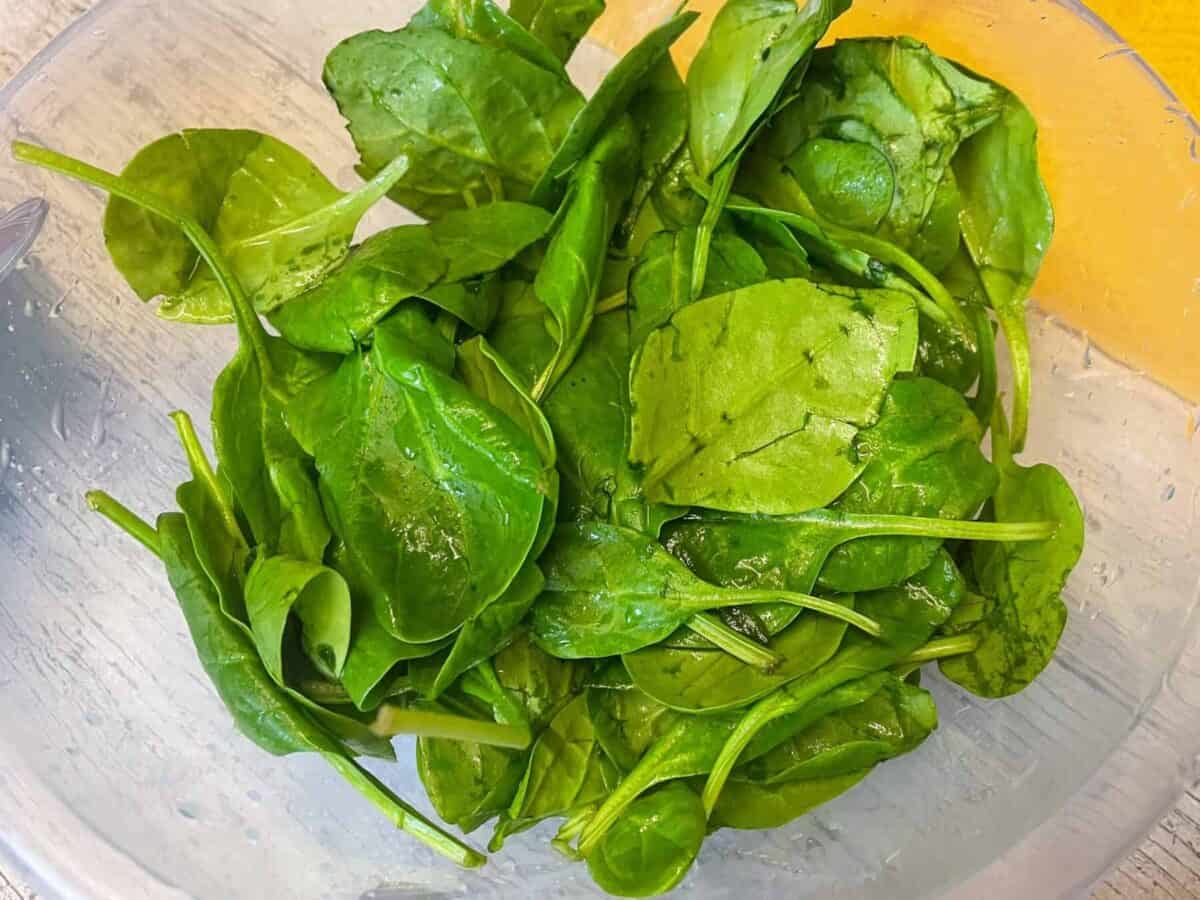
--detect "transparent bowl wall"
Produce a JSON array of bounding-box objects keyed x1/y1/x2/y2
[{"x1": 1, "y1": 2, "x2": 1198, "y2": 898}]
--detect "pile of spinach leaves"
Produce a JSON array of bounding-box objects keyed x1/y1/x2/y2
[{"x1": 16, "y1": 0, "x2": 1082, "y2": 895}]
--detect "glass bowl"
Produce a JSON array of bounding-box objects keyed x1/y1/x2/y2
[{"x1": 1, "y1": 1, "x2": 1197, "y2": 898}]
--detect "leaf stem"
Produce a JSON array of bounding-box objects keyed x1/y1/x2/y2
[
  {"x1": 824, "y1": 221, "x2": 970, "y2": 333},
  {"x1": 168, "y1": 411, "x2": 244, "y2": 542},
  {"x1": 892, "y1": 634, "x2": 982, "y2": 669},
  {"x1": 994, "y1": 305, "x2": 1032, "y2": 452},
  {"x1": 691, "y1": 157, "x2": 738, "y2": 299},
  {"x1": 594, "y1": 290, "x2": 628, "y2": 315},
  {"x1": 700, "y1": 683, "x2": 817, "y2": 816},
  {"x1": 970, "y1": 303, "x2": 998, "y2": 428},
  {"x1": 321, "y1": 751, "x2": 486, "y2": 868},
  {"x1": 85, "y1": 490, "x2": 161, "y2": 558},
  {"x1": 700, "y1": 591, "x2": 882, "y2": 638},
  {"x1": 686, "y1": 613, "x2": 784, "y2": 671},
  {"x1": 11, "y1": 141, "x2": 278, "y2": 387},
  {"x1": 369, "y1": 705, "x2": 531, "y2": 749}
]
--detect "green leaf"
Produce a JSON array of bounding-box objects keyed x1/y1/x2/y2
[
  {"x1": 700, "y1": 551, "x2": 967, "y2": 811},
  {"x1": 418, "y1": 731, "x2": 530, "y2": 834},
  {"x1": 509, "y1": 0, "x2": 606, "y2": 64},
  {"x1": 623, "y1": 601, "x2": 852, "y2": 714},
  {"x1": 271, "y1": 202, "x2": 551, "y2": 353},
  {"x1": 629, "y1": 279, "x2": 919, "y2": 514},
  {"x1": 341, "y1": 609, "x2": 451, "y2": 711},
  {"x1": 287, "y1": 314, "x2": 545, "y2": 643},
  {"x1": 818, "y1": 378, "x2": 998, "y2": 592},
  {"x1": 493, "y1": 633, "x2": 588, "y2": 733},
  {"x1": 212, "y1": 336, "x2": 337, "y2": 562},
  {"x1": 323, "y1": 24, "x2": 581, "y2": 219},
  {"x1": 410, "y1": 561, "x2": 546, "y2": 700},
  {"x1": 531, "y1": 522, "x2": 881, "y2": 659},
  {"x1": 741, "y1": 37, "x2": 1004, "y2": 257},
  {"x1": 532, "y1": 117, "x2": 639, "y2": 398},
  {"x1": 491, "y1": 694, "x2": 619, "y2": 848},
  {"x1": 157, "y1": 514, "x2": 483, "y2": 867},
  {"x1": 953, "y1": 90, "x2": 1054, "y2": 452},
  {"x1": 939, "y1": 410, "x2": 1084, "y2": 697},
  {"x1": 707, "y1": 772, "x2": 867, "y2": 830},
  {"x1": 687, "y1": 0, "x2": 849, "y2": 180},
  {"x1": 731, "y1": 675, "x2": 937, "y2": 784},
  {"x1": 100, "y1": 129, "x2": 406, "y2": 323},
  {"x1": 584, "y1": 782, "x2": 706, "y2": 898},
  {"x1": 530, "y1": 10, "x2": 698, "y2": 207},
  {"x1": 586, "y1": 662, "x2": 679, "y2": 772},
  {"x1": 456, "y1": 335, "x2": 560, "y2": 557},
  {"x1": 414, "y1": 0, "x2": 569, "y2": 73},
  {"x1": 244, "y1": 555, "x2": 353, "y2": 683}
]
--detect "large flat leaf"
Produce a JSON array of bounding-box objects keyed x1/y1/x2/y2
[{"x1": 629, "y1": 279, "x2": 918, "y2": 514}]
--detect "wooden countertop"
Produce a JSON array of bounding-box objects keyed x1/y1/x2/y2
[{"x1": 1, "y1": 2, "x2": 1198, "y2": 899}]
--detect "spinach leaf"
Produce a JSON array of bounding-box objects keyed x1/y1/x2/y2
[
  {"x1": 818, "y1": 377, "x2": 998, "y2": 592},
  {"x1": 287, "y1": 312, "x2": 545, "y2": 643},
  {"x1": 323, "y1": 21, "x2": 581, "y2": 219},
  {"x1": 707, "y1": 772, "x2": 868, "y2": 831},
  {"x1": 741, "y1": 37, "x2": 1003, "y2": 261},
  {"x1": 584, "y1": 782, "x2": 706, "y2": 898},
  {"x1": 156, "y1": 513, "x2": 484, "y2": 866},
  {"x1": 586, "y1": 662, "x2": 679, "y2": 772},
  {"x1": 211, "y1": 336, "x2": 336, "y2": 562},
  {"x1": 99, "y1": 129, "x2": 407, "y2": 323},
  {"x1": 457, "y1": 335, "x2": 560, "y2": 557},
  {"x1": 509, "y1": 0, "x2": 606, "y2": 64},
  {"x1": 731, "y1": 675, "x2": 936, "y2": 784},
  {"x1": 531, "y1": 117, "x2": 638, "y2": 398},
  {"x1": 493, "y1": 633, "x2": 588, "y2": 732},
  {"x1": 623, "y1": 603, "x2": 852, "y2": 714},
  {"x1": 490, "y1": 694, "x2": 619, "y2": 849},
  {"x1": 408, "y1": 561, "x2": 545, "y2": 700},
  {"x1": 414, "y1": 0, "x2": 568, "y2": 74},
  {"x1": 629, "y1": 279, "x2": 919, "y2": 514},
  {"x1": 687, "y1": 0, "x2": 849, "y2": 181},
  {"x1": 341, "y1": 603, "x2": 452, "y2": 711},
  {"x1": 272, "y1": 202, "x2": 551, "y2": 353},
  {"x1": 700, "y1": 550, "x2": 966, "y2": 812},
  {"x1": 939, "y1": 410, "x2": 1084, "y2": 697},
  {"x1": 244, "y1": 555, "x2": 353, "y2": 684},
  {"x1": 531, "y1": 522, "x2": 882, "y2": 659},
  {"x1": 529, "y1": 11, "x2": 698, "y2": 207},
  {"x1": 952, "y1": 89, "x2": 1054, "y2": 452},
  {"x1": 418, "y1": 730, "x2": 531, "y2": 834},
  {"x1": 617, "y1": 58, "x2": 690, "y2": 250}
]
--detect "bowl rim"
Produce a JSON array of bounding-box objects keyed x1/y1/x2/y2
[{"x1": 1, "y1": 2, "x2": 1198, "y2": 898}]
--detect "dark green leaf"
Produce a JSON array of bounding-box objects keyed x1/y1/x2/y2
[
  {"x1": 531, "y1": 117, "x2": 638, "y2": 397},
  {"x1": 531, "y1": 522, "x2": 879, "y2": 659},
  {"x1": 953, "y1": 89, "x2": 1053, "y2": 451},
  {"x1": 323, "y1": 24, "x2": 581, "y2": 219},
  {"x1": 585, "y1": 782, "x2": 706, "y2": 898},
  {"x1": 687, "y1": 0, "x2": 849, "y2": 179},
  {"x1": 530, "y1": 11, "x2": 698, "y2": 206},
  {"x1": 818, "y1": 377, "x2": 998, "y2": 592},
  {"x1": 287, "y1": 314, "x2": 545, "y2": 643},
  {"x1": 939, "y1": 411, "x2": 1083, "y2": 697},
  {"x1": 490, "y1": 694, "x2": 619, "y2": 848},
  {"x1": 271, "y1": 202, "x2": 551, "y2": 353},
  {"x1": 707, "y1": 772, "x2": 867, "y2": 830},
  {"x1": 211, "y1": 336, "x2": 336, "y2": 562}
]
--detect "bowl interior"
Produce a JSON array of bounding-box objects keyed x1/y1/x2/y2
[{"x1": 1, "y1": 2, "x2": 1198, "y2": 898}]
